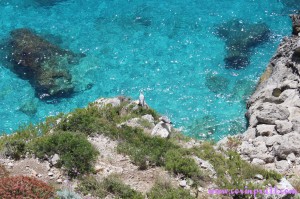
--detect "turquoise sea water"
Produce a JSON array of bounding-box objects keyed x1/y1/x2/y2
[{"x1": 0, "y1": 0, "x2": 295, "y2": 139}]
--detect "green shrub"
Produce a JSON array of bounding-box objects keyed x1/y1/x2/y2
[
  {"x1": 0, "y1": 117, "x2": 60, "y2": 159},
  {"x1": 3, "y1": 140, "x2": 26, "y2": 160},
  {"x1": 165, "y1": 149, "x2": 201, "y2": 179},
  {"x1": 148, "y1": 180, "x2": 194, "y2": 199},
  {"x1": 191, "y1": 142, "x2": 281, "y2": 191},
  {"x1": 117, "y1": 126, "x2": 179, "y2": 169},
  {"x1": 77, "y1": 175, "x2": 143, "y2": 199},
  {"x1": 30, "y1": 131, "x2": 98, "y2": 177},
  {"x1": 57, "y1": 107, "x2": 101, "y2": 135}
]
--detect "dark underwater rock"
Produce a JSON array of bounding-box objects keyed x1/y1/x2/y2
[
  {"x1": 19, "y1": 99, "x2": 38, "y2": 116},
  {"x1": 10, "y1": 28, "x2": 79, "y2": 99},
  {"x1": 205, "y1": 73, "x2": 229, "y2": 93},
  {"x1": 34, "y1": 0, "x2": 67, "y2": 7},
  {"x1": 291, "y1": 14, "x2": 300, "y2": 35},
  {"x1": 216, "y1": 19, "x2": 270, "y2": 69}
]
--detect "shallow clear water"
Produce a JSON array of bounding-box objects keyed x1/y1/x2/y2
[{"x1": 0, "y1": 0, "x2": 294, "y2": 139}]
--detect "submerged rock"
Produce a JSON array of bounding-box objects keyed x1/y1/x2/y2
[
  {"x1": 9, "y1": 28, "x2": 81, "y2": 100},
  {"x1": 19, "y1": 99, "x2": 38, "y2": 116},
  {"x1": 205, "y1": 73, "x2": 229, "y2": 93},
  {"x1": 33, "y1": 0, "x2": 67, "y2": 7},
  {"x1": 216, "y1": 19, "x2": 270, "y2": 69}
]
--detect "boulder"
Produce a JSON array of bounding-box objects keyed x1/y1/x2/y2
[
  {"x1": 256, "y1": 124, "x2": 277, "y2": 136},
  {"x1": 9, "y1": 28, "x2": 81, "y2": 100},
  {"x1": 275, "y1": 160, "x2": 290, "y2": 172},
  {"x1": 256, "y1": 103, "x2": 289, "y2": 124},
  {"x1": 275, "y1": 132, "x2": 300, "y2": 159},
  {"x1": 290, "y1": 14, "x2": 300, "y2": 36},
  {"x1": 151, "y1": 121, "x2": 171, "y2": 138},
  {"x1": 141, "y1": 114, "x2": 155, "y2": 124},
  {"x1": 50, "y1": 154, "x2": 60, "y2": 166},
  {"x1": 275, "y1": 120, "x2": 293, "y2": 135},
  {"x1": 265, "y1": 135, "x2": 282, "y2": 147}
]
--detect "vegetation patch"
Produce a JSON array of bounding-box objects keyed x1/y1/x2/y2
[
  {"x1": 77, "y1": 175, "x2": 143, "y2": 199},
  {"x1": 191, "y1": 142, "x2": 281, "y2": 193},
  {"x1": 147, "y1": 180, "x2": 194, "y2": 199},
  {"x1": 0, "y1": 176, "x2": 54, "y2": 199},
  {"x1": 30, "y1": 131, "x2": 98, "y2": 177}
]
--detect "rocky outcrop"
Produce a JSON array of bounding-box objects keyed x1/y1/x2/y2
[
  {"x1": 229, "y1": 15, "x2": 300, "y2": 174},
  {"x1": 9, "y1": 28, "x2": 83, "y2": 100},
  {"x1": 215, "y1": 19, "x2": 270, "y2": 69},
  {"x1": 291, "y1": 14, "x2": 300, "y2": 36}
]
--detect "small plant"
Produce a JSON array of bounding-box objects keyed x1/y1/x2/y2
[
  {"x1": 56, "y1": 189, "x2": 82, "y2": 199},
  {"x1": 147, "y1": 180, "x2": 194, "y2": 199},
  {"x1": 0, "y1": 176, "x2": 54, "y2": 199},
  {"x1": 30, "y1": 131, "x2": 98, "y2": 177},
  {"x1": 77, "y1": 175, "x2": 143, "y2": 199}
]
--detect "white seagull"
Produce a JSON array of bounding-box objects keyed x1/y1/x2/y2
[{"x1": 139, "y1": 91, "x2": 145, "y2": 107}]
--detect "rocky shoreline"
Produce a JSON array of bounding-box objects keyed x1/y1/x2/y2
[{"x1": 219, "y1": 14, "x2": 300, "y2": 177}]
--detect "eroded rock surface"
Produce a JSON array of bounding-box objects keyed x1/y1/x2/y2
[{"x1": 231, "y1": 15, "x2": 300, "y2": 174}]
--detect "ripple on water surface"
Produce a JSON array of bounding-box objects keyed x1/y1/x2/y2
[{"x1": 0, "y1": 0, "x2": 293, "y2": 140}]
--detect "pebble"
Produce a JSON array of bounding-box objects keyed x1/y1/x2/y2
[{"x1": 48, "y1": 172, "x2": 54, "y2": 176}]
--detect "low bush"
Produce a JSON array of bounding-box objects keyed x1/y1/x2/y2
[
  {"x1": 77, "y1": 175, "x2": 143, "y2": 199},
  {"x1": 30, "y1": 131, "x2": 98, "y2": 177},
  {"x1": 191, "y1": 142, "x2": 282, "y2": 192},
  {"x1": 56, "y1": 188, "x2": 82, "y2": 199},
  {"x1": 165, "y1": 149, "x2": 201, "y2": 179},
  {"x1": 147, "y1": 180, "x2": 194, "y2": 199},
  {"x1": 0, "y1": 176, "x2": 54, "y2": 199},
  {"x1": 57, "y1": 108, "x2": 102, "y2": 135}
]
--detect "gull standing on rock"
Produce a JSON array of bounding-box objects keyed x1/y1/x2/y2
[{"x1": 139, "y1": 91, "x2": 145, "y2": 107}]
